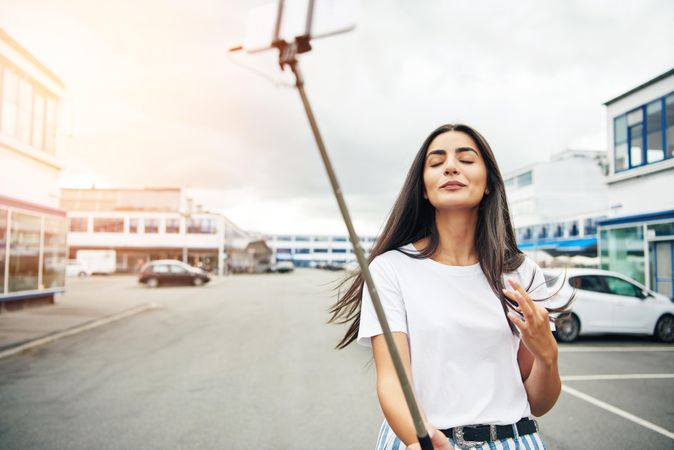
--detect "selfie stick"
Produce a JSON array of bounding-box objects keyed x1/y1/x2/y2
[{"x1": 230, "y1": 2, "x2": 432, "y2": 448}]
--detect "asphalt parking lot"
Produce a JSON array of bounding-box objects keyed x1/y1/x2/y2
[{"x1": 0, "y1": 269, "x2": 672, "y2": 450}]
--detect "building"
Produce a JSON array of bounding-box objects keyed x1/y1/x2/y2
[
  {"x1": 61, "y1": 188, "x2": 251, "y2": 276},
  {"x1": 0, "y1": 28, "x2": 67, "y2": 309},
  {"x1": 598, "y1": 68, "x2": 674, "y2": 299},
  {"x1": 263, "y1": 233, "x2": 376, "y2": 268},
  {"x1": 505, "y1": 149, "x2": 608, "y2": 259}
]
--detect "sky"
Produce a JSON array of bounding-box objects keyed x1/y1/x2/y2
[{"x1": 1, "y1": 0, "x2": 673, "y2": 236}]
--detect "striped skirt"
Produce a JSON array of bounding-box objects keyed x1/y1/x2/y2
[{"x1": 375, "y1": 419, "x2": 548, "y2": 450}]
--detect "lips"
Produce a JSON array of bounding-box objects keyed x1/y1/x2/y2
[{"x1": 440, "y1": 181, "x2": 466, "y2": 188}]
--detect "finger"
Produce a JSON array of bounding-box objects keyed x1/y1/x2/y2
[
  {"x1": 508, "y1": 278, "x2": 538, "y2": 316},
  {"x1": 508, "y1": 310, "x2": 528, "y2": 332},
  {"x1": 501, "y1": 288, "x2": 521, "y2": 309},
  {"x1": 508, "y1": 278, "x2": 532, "y2": 303},
  {"x1": 502, "y1": 288, "x2": 533, "y2": 319}
]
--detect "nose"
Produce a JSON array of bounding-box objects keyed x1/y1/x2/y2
[{"x1": 443, "y1": 158, "x2": 459, "y2": 176}]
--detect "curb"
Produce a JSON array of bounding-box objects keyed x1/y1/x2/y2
[{"x1": 0, "y1": 302, "x2": 162, "y2": 360}]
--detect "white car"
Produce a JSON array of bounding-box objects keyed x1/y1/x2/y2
[
  {"x1": 542, "y1": 268, "x2": 673, "y2": 343},
  {"x1": 66, "y1": 260, "x2": 92, "y2": 277}
]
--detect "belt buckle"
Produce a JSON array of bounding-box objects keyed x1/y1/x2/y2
[{"x1": 452, "y1": 426, "x2": 488, "y2": 449}]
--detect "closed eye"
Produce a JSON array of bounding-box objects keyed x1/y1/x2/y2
[{"x1": 430, "y1": 161, "x2": 474, "y2": 167}]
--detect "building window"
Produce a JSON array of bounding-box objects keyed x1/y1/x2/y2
[
  {"x1": 665, "y1": 94, "x2": 674, "y2": 158},
  {"x1": 42, "y1": 216, "x2": 67, "y2": 289},
  {"x1": 32, "y1": 92, "x2": 45, "y2": 150},
  {"x1": 646, "y1": 100, "x2": 664, "y2": 163},
  {"x1": 584, "y1": 218, "x2": 597, "y2": 235},
  {"x1": 295, "y1": 248, "x2": 310, "y2": 254},
  {"x1": 93, "y1": 218, "x2": 124, "y2": 233},
  {"x1": 129, "y1": 218, "x2": 139, "y2": 233},
  {"x1": 17, "y1": 78, "x2": 33, "y2": 143},
  {"x1": 166, "y1": 218, "x2": 180, "y2": 234},
  {"x1": 1, "y1": 66, "x2": 19, "y2": 137},
  {"x1": 0, "y1": 209, "x2": 7, "y2": 293},
  {"x1": 8, "y1": 212, "x2": 41, "y2": 292},
  {"x1": 45, "y1": 97, "x2": 57, "y2": 155},
  {"x1": 69, "y1": 217, "x2": 88, "y2": 232},
  {"x1": 295, "y1": 236, "x2": 310, "y2": 241},
  {"x1": 187, "y1": 218, "x2": 216, "y2": 234},
  {"x1": 614, "y1": 115, "x2": 628, "y2": 171},
  {"x1": 518, "y1": 171, "x2": 532, "y2": 187},
  {"x1": 569, "y1": 222, "x2": 579, "y2": 237},
  {"x1": 313, "y1": 248, "x2": 328, "y2": 253},
  {"x1": 276, "y1": 248, "x2": 291, "y2": 254},
  {"x1": 333, "y1": 236, "x2": 347, "y2": 242},
  {"x1": 627, "y1": 107, "x2": 643, "y2": 168},
  {"x1": 332, "y1": 248, "x2": 347, "y2": 253},
  {"x1": 599, "y1": 226, "x2": 645, "y2": 284},
  {"x1": 522, "y1": 228, "x2": 532, "y2": 240},
  {"x1": 144, "y1": 218, "x2": 159, "y2": 234},
  {"x1": 277, "y1": 235, "x2": 292, "y2": 241},
  {"x1": 614, "y1": 92, "x2": 674, "y2": 173}
]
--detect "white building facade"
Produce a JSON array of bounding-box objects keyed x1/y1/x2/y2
[
  {"x1": 62, "y1": 188, "x2": 250, "y2": 276},
  {"x1": 0, "y1": 28, "x2": 67, "y2": 308},
  {"x1": 264, "y1": 234, "x2": 376, "y2": 268},
  {"x1": 599, "y1": 68, "x2": 674, "y2": 299},
  {"x1": 505, "y1": 149, "x2": 608, "y2": 257}
]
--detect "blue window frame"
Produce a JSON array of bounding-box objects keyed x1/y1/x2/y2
[{"x1": 614, "y1": 91, "x2": 673, "y2": 174}]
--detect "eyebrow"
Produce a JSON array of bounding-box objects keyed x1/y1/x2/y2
[{"x1": 426, "y1": 147, "x2": 479, "y2": 159}]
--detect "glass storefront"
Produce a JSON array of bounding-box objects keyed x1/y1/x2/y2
[
  {"x1": 0, "y1": 209, "x2": 6, "y2": 291},
  {"x1": 648, "y1": 221, "x2": 674, "y2": 299},
  {"x1": 600, "y1": 225, "x2": 645, "y2": 284},
  {"x1": 600, "y1": 215, "x2": 674, "y2": 299},
  {"x1": 8, "y1": 211, "x2": 42, "y2": 292},
  {"x1": 42, "y1": 216, "x2": 67, "y2": 289},
  {"x1": 0, "y1": 207, "x2": 67, "y2": 298}
]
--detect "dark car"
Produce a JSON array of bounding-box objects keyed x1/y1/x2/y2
[{"x1": 139, "y1": 260, "x2": 211, "y2": 288}]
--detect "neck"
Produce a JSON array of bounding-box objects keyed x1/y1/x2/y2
[{"x1": 431, "y1": 208, "x2": 479, "y2": 266}]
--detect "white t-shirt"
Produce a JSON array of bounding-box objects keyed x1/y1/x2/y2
[{"x1": 357, "y1": 243, "x2": 554, "y2": 429}]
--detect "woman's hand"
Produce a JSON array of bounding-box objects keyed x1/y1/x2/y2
[
  {"x1": 503, "y1": 278, "x2": 558, "y2": 365},
  {"x1": 406, "y1": 423, "x2": 455, "y2": 450}
]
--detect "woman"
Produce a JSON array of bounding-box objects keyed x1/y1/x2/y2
[{"x1": 328, "y1": 124, "x2": 574, "y2": 450}]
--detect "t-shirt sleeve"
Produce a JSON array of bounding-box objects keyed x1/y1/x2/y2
[
  {"x1": 356, "y1": 257, "x2": 408, "y2": 348},
  {"x1": 523, "y1": 257, "x2": 556, "y2": 332}
]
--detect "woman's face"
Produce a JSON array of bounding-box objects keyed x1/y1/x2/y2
[{"x1": 422, "y1": 131, "x2": 489, "y2": 211}]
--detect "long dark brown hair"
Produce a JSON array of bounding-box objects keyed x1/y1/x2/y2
[{"x1": 328, "y1": 123, "x2": 575, "y2": 349}]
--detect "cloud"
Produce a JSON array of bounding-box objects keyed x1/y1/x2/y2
[{"x1": 2, "y1": 0, "x2": 673, "y2": 235}]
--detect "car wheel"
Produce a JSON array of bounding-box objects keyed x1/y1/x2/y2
[
  {"x1": 147, "y1": 278, "x2": 159, "y2": 288},
  {"x1": 554, "y1": 313, "x2": 580, "y2": 343},
  {"x1": 654, "y1": 314, "x2": 674, "y2": 343},
  {"x1": 193, "y1": 277, "x2": 204, "y2": 287}
]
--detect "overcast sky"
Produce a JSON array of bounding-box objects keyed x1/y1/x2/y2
[{"x1": 2, "y1": 0, "x2": 673, "y2": 235}]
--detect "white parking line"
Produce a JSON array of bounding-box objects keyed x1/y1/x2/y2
[
  {"x1": 561, "y1": 384, "x2": 674, "y2": 440},
  {"x1": 559, "y1": 346, "x2": 674, "y2": 352},
  {"x1": 562, "y1": 374, "x2": 674, "y2": 381}
]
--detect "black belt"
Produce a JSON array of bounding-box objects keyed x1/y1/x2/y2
[{"x1": 440, "y1": 417, "x2": 538, "y2": 446}]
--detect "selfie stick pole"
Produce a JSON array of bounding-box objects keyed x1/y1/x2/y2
[{"x1": 274, "y1": 38, "x2": 432, "y2": 450}]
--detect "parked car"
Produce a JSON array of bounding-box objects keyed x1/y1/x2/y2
[
  {"x1": 139, "y1": 260, "x2": 211, "y2": 288},
  {"x1": 542, "y1": 268, "x2": 674, "y2": 343},
  {"x1": 273, "y1": 261, "x2": 295, "y2": 273},
  {"x1": 66, "y1": 260, "x2": 92, "y2": 277}
]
